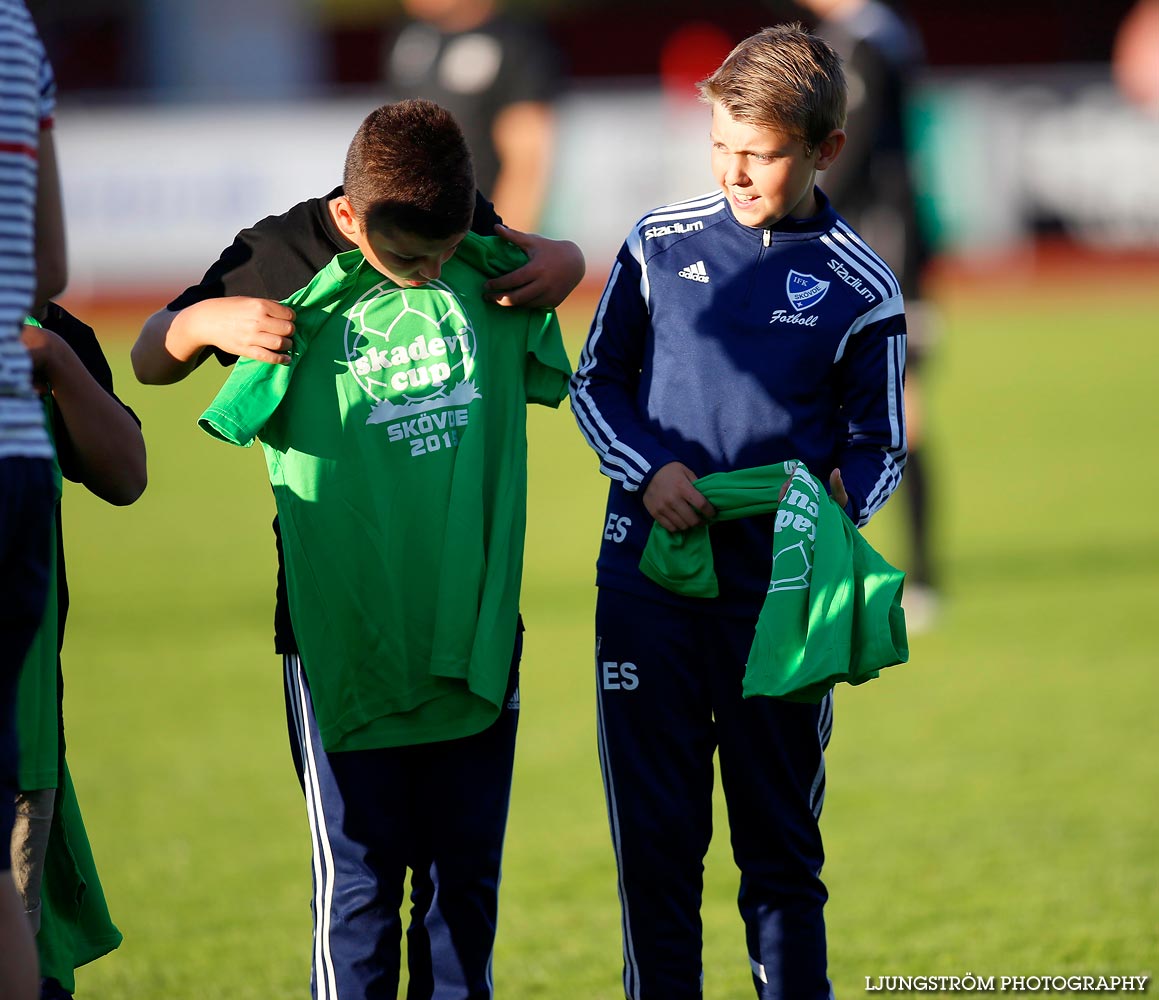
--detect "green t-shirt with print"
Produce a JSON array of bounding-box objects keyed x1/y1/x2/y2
[
  {"x1": 639, "y1": 461, "x2": 909, "y2": 702},
  {"x1": 200, "y1": 234, "x2": 570, "y2": 751}
]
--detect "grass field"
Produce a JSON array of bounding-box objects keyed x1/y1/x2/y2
[{"x1": 50, "y1": 265, "x2": 1158, "y2": 998}]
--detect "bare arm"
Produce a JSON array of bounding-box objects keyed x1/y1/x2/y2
[
  {"x1": 489, "y1": 100, "x2": 555, "y2": 233},
  {"x1": 132, "y1": 297, "x2": 296, "y2": 385},
  {"x1": 132, "y1": 307, "x2": 204, "y2": 385},
  {"x1": 23, "y1": 324, "x2": 146, "y2": 505},
  {"x1": 33, "y1": 125, "x2": 67, "y2": 311}
]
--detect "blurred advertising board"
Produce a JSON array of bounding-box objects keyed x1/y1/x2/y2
[{"x1": 56, "y1": 69, "x2": 1159, "y2": 297}]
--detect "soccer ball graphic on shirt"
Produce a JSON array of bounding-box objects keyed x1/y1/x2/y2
[{"x1": 343, "y1": 279, "x2": 481, "y2": 423}]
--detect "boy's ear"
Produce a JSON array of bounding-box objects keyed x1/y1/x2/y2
[
  {"x1": 330, "y1": 195, "x2": 360, "y2": 240},
  {"x1": 814, "y1": 129, "x2": 847, "y2": 170}
]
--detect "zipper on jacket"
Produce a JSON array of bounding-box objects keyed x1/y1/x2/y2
[{"x1": 744, "y1": 228, "x2": 772, "y2": 307}]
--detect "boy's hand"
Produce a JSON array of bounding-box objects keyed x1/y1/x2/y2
[
  {"x1": 778, "y1": 467, "x2": 849, "y2": 510},
  {"x1": 182, "y1": 296, "x2": 296, "y2": 365},
  {"x1": 484, "y1": 226, "x2": 585, "y2": 309},
  {"x1": 644, "y1": 461, "x2": 717, "y2": 533},
  {"x1": 829, "y1": 468, "x2": 849, "y2": 510},
  {"x1": 21, "y1": 323, "x2": 65, "y2": 395}
]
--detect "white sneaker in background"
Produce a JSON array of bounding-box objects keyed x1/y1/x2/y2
[{"x1": 902, "y1": 583, "x2": 941, "y2": 635}]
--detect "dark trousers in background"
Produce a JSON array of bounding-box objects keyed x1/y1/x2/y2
[
  {"x1": 0, "y1": 457, "x2": 54, "y2": 853},
  {"x1": 595, "y1": 587, "x2": 834, "y2": 1000}
]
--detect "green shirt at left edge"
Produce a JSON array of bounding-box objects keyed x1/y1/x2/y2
[
  {"x1": 199, "y1": 233, "x2": 571, "y2": 751},
  {"x1": 17, "y1": 313, "x2": 62, "y2": 789}
]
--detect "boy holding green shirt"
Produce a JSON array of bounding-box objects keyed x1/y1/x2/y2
[
  {"x1": 569, "y1": 24, "x2": 907, "y2": 999},
  {"x1": 199, "y1": 99, "x2": 570, "y2": 1000}
]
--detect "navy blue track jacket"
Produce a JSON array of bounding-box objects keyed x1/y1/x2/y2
[{"x1": 570, "y1": 187, "x2": 907, "y2": 616}]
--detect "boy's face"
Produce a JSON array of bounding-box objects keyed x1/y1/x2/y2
[
  {"x1": 331, "y1": 195, "x2": 466, "y2": 286},
  {"x1": 709, "y1": 104, "x2": 843, "y2": 229},
  {"x1": 361, "y1": 226, "x2": 467, "y2": 287}
]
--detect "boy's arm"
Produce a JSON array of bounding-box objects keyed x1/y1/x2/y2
[
  {"x1": 22, "y1": 323, "x2": 146, "y2": 505},
  {"x1": 133, "y1": 221, "x2": 301, "y2": 384},
  {"x1": 489, "y1": 101, "x2": 555, "y2": 233},
  {"x1": 832, "y1": 301, "x2": 908, "y2": 526},
  {"x1": 483, "y1": 227, "x2": 585, "y2": 309},
  {"x1": 33, "y1": 123, "x2": 67, "y2": 312},
  {"x1": 133, "y1": 297, "x2": 296, "y2": 385},
  {"x1": 569, "y1": 241, "x2": 712, "y2": 531}
]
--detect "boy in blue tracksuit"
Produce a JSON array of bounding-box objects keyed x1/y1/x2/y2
[{"x1": 569, "y1": 23, "x2": 907, "y2": 1000}]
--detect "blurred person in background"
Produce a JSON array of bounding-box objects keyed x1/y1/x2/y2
[
  {"x1": 1113, "y1": 0, "x2": 1159, "y2": 113},
  {"x1": 794, "y1": 0, "x2": 942, "y2": 629},
  {"x1": 383, "y1": 0, "x2": 561, "y2": 232},
  {"x1": 1, "y1": 1, "x2": 67, "y2": 996}
]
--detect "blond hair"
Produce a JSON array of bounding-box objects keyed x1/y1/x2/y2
[{"x1": 698, "y1": 23, "x2": 847, "y2": 151}]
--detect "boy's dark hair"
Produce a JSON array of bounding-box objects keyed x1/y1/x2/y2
[
  {"x1": 698, "y1": 23, "x2": 847, "y2": 152},
  {"x1": 343, "y1": 99, "x2": 475, "y2": 240}
]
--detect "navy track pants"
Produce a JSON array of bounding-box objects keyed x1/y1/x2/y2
[
  {"x1": 283, "y1": 629, "x2": 520, "y2": 1000},
  {"x1": 595, "y1": 588, "x2": 834, "y2": 1000}
]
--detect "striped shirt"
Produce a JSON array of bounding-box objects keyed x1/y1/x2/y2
[{"x1": 0, "y1": 0, "x2": 54, "y2": 459}]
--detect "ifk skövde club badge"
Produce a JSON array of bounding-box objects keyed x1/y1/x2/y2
[{"x1": 786, "y1": 270, "x2": 830, "y2": 312}]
